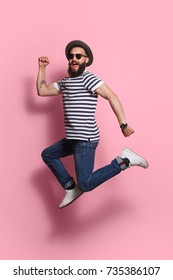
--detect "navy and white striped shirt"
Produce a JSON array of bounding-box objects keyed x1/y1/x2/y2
[{"x1": 54, "y1": 70, "x2": 103, "y2": 142}]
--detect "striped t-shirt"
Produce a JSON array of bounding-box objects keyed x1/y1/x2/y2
[{"x1": 54, "y1": 70, "x2": 103, "y2": 142}]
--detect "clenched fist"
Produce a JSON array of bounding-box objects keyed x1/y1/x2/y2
[
  {"x1": 122, "y1": 125, "x2": 135, "y2": 137},
  {"x1": 38, "y1": 56, "x2": 49, "y2": 67}
]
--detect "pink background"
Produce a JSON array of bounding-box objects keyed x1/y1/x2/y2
[{"x1": 1, "y1": 0, "x2": 173, "y2": 259}]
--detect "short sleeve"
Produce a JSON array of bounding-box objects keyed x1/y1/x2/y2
[
  {"x1": 53, "y1": 81, "x2": 61, "y2": 90},
  {"x1": 83, "y1": 72, "x2": 104, "y2": 92}
]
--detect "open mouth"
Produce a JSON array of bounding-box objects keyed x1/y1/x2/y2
[{"x1": 71, "y1": 63, "x2": 79, "y2": 70}]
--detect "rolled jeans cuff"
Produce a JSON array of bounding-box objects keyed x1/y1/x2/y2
[
  {"x1": 64, "y1": 179, "x2": 75, "y2": 189},
  {"x1": 116, "y1": 156, "x2": 128, "y2": 171}
]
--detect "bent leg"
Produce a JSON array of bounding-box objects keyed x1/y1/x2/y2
[
  {"x1": 73, "y1": 140, "x2": 127, "y2": 192},
  {"x1": 41, "y1": 138, "x2": 75, "y2": 189},
  {"x1": 81, "y1": 158, "x2": 125, "y2": 191}
]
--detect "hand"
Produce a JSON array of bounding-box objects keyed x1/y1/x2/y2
[
  {"x1": 121, "y1": 125, "x2": 135, "y2": 137},
  {"x1": 38, "y1": 56, "x2": 49, "y2": 67}
]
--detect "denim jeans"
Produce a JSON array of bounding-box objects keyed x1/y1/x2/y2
[{"x1": 41, "y1": 138, "x2": 126, "y2": 192}]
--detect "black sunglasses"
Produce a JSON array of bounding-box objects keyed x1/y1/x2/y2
[{"x1": 68, "y1": 53, "x2": 88, "y2": 60}]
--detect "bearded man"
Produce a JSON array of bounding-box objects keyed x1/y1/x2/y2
[{"x1": 37, "y1": 40, "x2": 149, "y2": 209}]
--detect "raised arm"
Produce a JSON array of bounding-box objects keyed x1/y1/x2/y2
[
  {"x1": 37, "y1": 56, "x2": 59, "y2": 97},
  {"x1": 95, "y1": 83, "x2": 134, "y2": 137}
]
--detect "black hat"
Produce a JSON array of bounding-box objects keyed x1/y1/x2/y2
[{"x1": 65, "y1": 40, "x2": 93, "y2": 66}]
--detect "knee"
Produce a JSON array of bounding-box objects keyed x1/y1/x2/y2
[{"x1": 41, "y1": 148, "x2": 49, "y2": 162}]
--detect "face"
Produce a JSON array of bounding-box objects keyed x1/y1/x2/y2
[{"x1": 67, "y1": 47, "x2": 89, "y2": 77}]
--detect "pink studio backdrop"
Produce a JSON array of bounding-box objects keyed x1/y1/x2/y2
[{"x1": 1, "y1": 0, "x2": 173, "y2": 259}]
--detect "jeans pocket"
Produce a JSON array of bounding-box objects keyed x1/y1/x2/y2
[
  {"x1": 73, "y1": 140, "x2": 87, "y2": 152},
  {"x1": 90, "y1": 141, "x2": 99, "y2": 150}
]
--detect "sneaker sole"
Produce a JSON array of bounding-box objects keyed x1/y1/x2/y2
[
  {"x1": 123, "y1": 148, "x2": 149, "y2": 169},
  {"x1": 59, "y1": 192, "x2": 83, "y2": 209}
]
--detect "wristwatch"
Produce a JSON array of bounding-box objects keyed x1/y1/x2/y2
[{"x1": 120, "y1": 123, "x2": 128, "y2": 130}]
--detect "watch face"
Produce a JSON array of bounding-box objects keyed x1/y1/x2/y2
[{"x1": 120, "y1": 123, "x2": 127, "y2": 130}]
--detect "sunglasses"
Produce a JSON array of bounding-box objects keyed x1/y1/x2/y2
[{"x1": 68, "y1": 53, "x2": 88, "y2": 60}]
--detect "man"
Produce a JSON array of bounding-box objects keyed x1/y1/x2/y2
[{"x1": 37, "y1": 40, "x2": 149, "y2": 209}]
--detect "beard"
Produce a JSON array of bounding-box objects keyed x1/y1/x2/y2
[{"x1": 68, "y1": 62, "x2": 86, "y2": 77}]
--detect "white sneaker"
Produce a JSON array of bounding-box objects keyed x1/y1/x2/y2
[
  {"x1": 59, "y1": 185, "x2": 83, "y2": 209},
  {"x1": 120, "y1": 148, "x2": 149, "y2": 169}
]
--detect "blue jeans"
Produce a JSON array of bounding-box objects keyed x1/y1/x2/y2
[{"x1": 41, "y1": 138, "x2": 126, "y2": 192}]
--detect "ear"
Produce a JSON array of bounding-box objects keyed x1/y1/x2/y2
[{"x1": 85, "y1": 57, "x2": 89, "y2": 65}]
